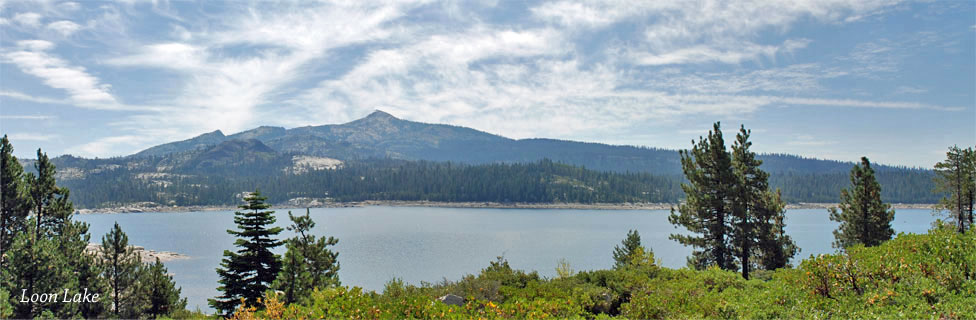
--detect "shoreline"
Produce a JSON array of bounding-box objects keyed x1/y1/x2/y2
[{"x1": 75, "y1": 200, "x2": 937, "y2": 214}]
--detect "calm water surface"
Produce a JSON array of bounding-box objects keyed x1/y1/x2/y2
[{"x1": 74, "y1": 207, "x2": 938, "y2": 311}]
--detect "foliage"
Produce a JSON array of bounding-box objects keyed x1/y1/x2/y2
[
  {"x1": 829, "y1": 157, "x2": 896, "y2": 248},
  {"x1": 210, "y1": 190, "x2": 284, "y2": 315},
  {"x1": 236, "y1": 226, "x2": 975, "y2": 320},
  {"x1": 141, "y1": 257, "x2": 188, "y2": 318},
  {"x1": 612, "y1": 230, "x2": 643, "y2": 269},
  {"x1": 670, "y1": 123, "x2": 797, "y2": 278},
  {"x1": 0, "y1": 139, "x2": 188, "y2": 319},
  {"x1": 1, "y1": 135, "x2": 29, "y2": 269},
  {"x1": 933, "y1": 145, "x2": 975, "y2": 233},
  {"x1": 101, "y1": 222, "x2": 143, "y2": 317},
  {"x1": 670, "y1": 122, "x2": 735, "y2": 271},
  {"x1": 274, "y1": 208, "x2": 340, "y2": 304}
]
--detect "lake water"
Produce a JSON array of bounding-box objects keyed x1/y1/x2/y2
[{"x1": 74, "y1": 207, "x2": 939, "y2": 312}]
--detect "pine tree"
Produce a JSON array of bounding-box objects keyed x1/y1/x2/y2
[
  {"x1": 5, "y1": 148, "x2": 83, "y2": 318},
  {"x1": 0, "y1": 135, "x2": 29, "y2": 268},
  {"x1": 210, "y1": 190, "x2": 283, "y2": 315},
  {"x1": 5, "y1": 218, "x2": 70, "y2": 319},
  {"x1": 100, "y1": 222, "x2": 143, "y2": 318},
  {"x1": 829, "y1": 157, "x2": 895, "y2": 248},
  {"x1": 141, "y1": 258, "x2": 187, "y2": 318},
  {"x1": 612, "y1": 229, "x2": 643, "y2": 269},
  {"x1": 933, "y1": 145, "x2": 976, "y2": 233},
  {"x1": 754, "y1": 190, "x2": 798, "y2": 270},
  {"x1": 275, "y1": 237, "x2": 312, "y2": 304},
  {"x1": 729, "y1": 126, "x2": 766, "y2": 279},
  {"x1": 274, "y1": 208, "x2": 339, "y2": 303},
  {"x1": 669, "y1": 122, "x2": 735, "y2": 270}
]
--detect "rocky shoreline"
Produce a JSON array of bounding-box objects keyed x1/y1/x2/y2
[
  {"x1": 84, "y1": 243, "x2": 188, "y2": 263},
  {"x1": 74, "y1": 200, "x2": 936, "y2": 214}
]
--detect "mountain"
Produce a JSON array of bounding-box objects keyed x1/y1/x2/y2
[
  {"x1": 11, "y1": 110, "x2": 938, "y2": 208},
  {"x1": 130, "y1": 110, "x2": 876, "y2": 175}
]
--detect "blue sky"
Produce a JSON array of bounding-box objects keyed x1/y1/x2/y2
[{"x1": 0, "y1": 0, "x2": 973, "y2": 168}]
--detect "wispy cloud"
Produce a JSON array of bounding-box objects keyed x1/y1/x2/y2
[
  {"x1": 2, "y1": 40, "x2": 122, "y2": 108},
  {"x1": 12, "y1": 11, "x2": 41, "y2": 27},
  {"x1": 0, "y1": 114, "x2": 55, "y2": 120},
  {"x1": 66, "y1": 135, "x2": 149, "y2": 157},
  {"x1": 7, "y1": 133, "x2": 58, "y2": 142},
  {"x1": 46, "y1": 20, "x2": 81, "y2": 36}
]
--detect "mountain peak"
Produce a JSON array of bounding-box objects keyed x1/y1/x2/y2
[
  {"x1": 202, "y1": 129, "x2": 225, "y2": 137},
  {"x1": 365, "y1": 110, "x2": 397, "y2": 120}
]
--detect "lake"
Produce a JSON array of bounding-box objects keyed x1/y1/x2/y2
[{"x1": 74, "y1": 207, "x2": 940, "y2": 312}]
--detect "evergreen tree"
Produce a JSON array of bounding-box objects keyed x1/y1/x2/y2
[
  {"x1": 5, "y1": 148, "x2": 83, "y2": 318},
  {"x1": 274, "y1": 208, "x2": 340, "y2": 303},
  {"x1": 669, "y1": 122, "x2": 735, "y2": 270},
  {"x1": 829, "y1": 157, "x2": 895, "y2": 248},
  {"x1": 0, "y1": 135, "x2": 29, "y2": 268},
  {"x1": 933, "y1": 145, "x2": 976, "y2": 233},
  {"x1": 729, "y1": 126, "x2": 766, "y2": 279},
  {"x1": 100, "y1": 222, "x2": 143, "y2": 318},
  {"x1": 210, "y1": 190, "x2": 283, "y2": 315},
  {"x1": 141, "y1": 257, "x2": 187, "y2": 318},
  {"x1": 612, "y1": 229, "x2": 643, "y2": 269},
  {"x1": 754, "y1": 190, "x2": 798, "y2": 270},
  {"x1": 5, "y1": 218, "x2": 71, "y2": 318}
]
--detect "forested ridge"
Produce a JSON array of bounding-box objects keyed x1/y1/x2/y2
[{"x1": 37, "y1": 157, "x2": 937, "y2": 208}]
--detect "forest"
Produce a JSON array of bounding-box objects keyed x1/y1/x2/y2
[{"x1": 53, "y1": 158, "x2": 940, "y2": 208}]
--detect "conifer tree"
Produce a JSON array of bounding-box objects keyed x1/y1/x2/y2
[
  {"x1": 101, "y1": 222, "x2": 143, "y2": 318},
  {"x1": 275, "y1": 208, "x2": 339, "y2": 303},
  {"x1": 669, "y1": 122, "x2": 735, "y2": 270},
  {"x1": 729, "y1": 126, "x2": 766, "y2": 279},
  {"x1": 612, "y1": 229, "x2": 643, "y2": 269},
  {"x1": 5, "y1": 218, "x2": 71, "y2": 319},
  {"x1": 0, "y1": 135, "x2": 29, "y2": 268},
  {"x1": 829, "y1": 157, "x2": 895, "y2": 248},
  {"x1": 933, "y1": 145, "x2": 976, "y2": 233},
  {"x1": 754, "y1": 190, "x2": 798, "y2": 270},
  {"x1": 210, "y1": 190, "x2": 283, "y2": 315},
  {"x1": 141, "y1": 257, "x2": 187, "y2": 318}
]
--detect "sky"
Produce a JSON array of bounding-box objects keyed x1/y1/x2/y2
[{"x1": 0, "y1": 0, "x2": 973, "y2": 168}]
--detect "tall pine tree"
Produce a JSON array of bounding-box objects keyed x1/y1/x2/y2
[
  {"x1": 100, "y1": 222, "x2": 143, "y2": 318},
  {"x1": 210, "y1": 190, "x2": 283, "y2": 315},
  {"x1": 669, "y1": 122, "x2": 735, "y2": 270},
  {"x1": 829, "y1": 157, "x2": 895, "y2": 248},
  {"x1": 671, "y1": 124, "x2": 797, "y2": 277},
  {"x1": 729, "y1": 126, "x2": 766, "y2": 279},
  {"x1": 0, "y1": 135, "x2": 29, "y2": 269},
  {"x1": 933, "y1": 145, "x2": 976, "y2": 233}
]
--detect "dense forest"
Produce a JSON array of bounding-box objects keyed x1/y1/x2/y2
[{"x1": 49, "y1": 157, "x2": 940, "y2": 208}]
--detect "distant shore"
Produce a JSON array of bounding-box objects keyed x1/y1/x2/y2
[{"x1": 74, "y1": 200, "x2": 937, "y2": 214}]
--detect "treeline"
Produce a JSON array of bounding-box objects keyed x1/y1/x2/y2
[
  {"x1": 0, "y1": 137, "x2": 187, "y2": 319},
  {"x1": 54, "y1": 157, "x2": 940, "y2": 209},
  {"x1": 59, "y1": 159, "x2": 685, "y2": 208}
]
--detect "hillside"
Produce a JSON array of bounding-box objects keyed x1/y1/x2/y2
[
  {"x1": 132, "y1": 110, "x2": 890, "y2": 175},
  {"x1": 12, "y1": 111, "x2": 940, "y2": 208}
]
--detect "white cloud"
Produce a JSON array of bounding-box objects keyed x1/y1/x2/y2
[
  {"x1": 0, "y1": 114, "x2": 55, "y2": 120},
  {"x1": 7, "y1": 133, "x2": 57, "y2": 142},
  {"x1": 12, "y1": 12, "x2": 41, "y2": 27},
  {"x1": 787, "y1": 134, "x2": 835, "y2": 147},
  {"x1": 632, "y1": 39, "x2": 811, "y2": 66},
  {"x1": 2, "y1": 40, "x2": 121, "y2": 108},
  {"x1": 47, "y1": 20, "x2": 82, "y2": 36},
  {"x1": 0, "y1": 90, "x2": 69, "y2": 105},
  {"x1": 66, "y1": 135, "x2": 149, "y2": 157},
  {"x1": 537, "y1": 0, "x2": 902, "y2": 66}
]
